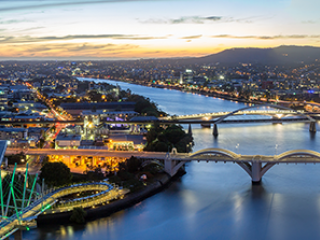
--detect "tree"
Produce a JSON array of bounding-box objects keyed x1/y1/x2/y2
[
  {"x1": 70, "y1": 207, "x2": 87, "y2": 224},
  {"x1": 146, "y1": 127, "x2": 159, "y2": 143},
  {"x1": 55, "y1": 85, "x2": 66, "y2": 93},
  {"x1": 134, "y1": 99, "x2": 154, "y2": 114},
  {"x1": 163, "y1": 125, "x2": 186, "y2": 144},
  {"x1": 41, "y1": 156, "x2": 50, "y2": 166},
  {"x1": 87, "y1": 167, "x2": 105, "y2": 181},
  {"x1": 39, "y1": 162, "x2": 72, "y2": 187},
  {"x1": 126, "y1": 156, "x2": 142, "y2": 173},
  {"x1": 154, "y1": 141, "x2": 168, "y2": 152},
  {"x1": 144, "y1": 124, "x2": 194, "y2": 153},
  {"x1": 76, "y1": 82, "x2": 89, "y2": 94},
  {"x1": 88, "y1": 90, "x2": 102, "y2": 102},
  {"x1": 7, "y1": 154, "x2": 25, "y2": 165}
]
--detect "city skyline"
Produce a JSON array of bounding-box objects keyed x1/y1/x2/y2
[{"x1": 1, "y1": 0, "x2": 320, "y2": 59}]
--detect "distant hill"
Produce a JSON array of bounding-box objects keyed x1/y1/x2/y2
[{"x1": 180, "y1": 45, "x2": 320, "y2": 66}]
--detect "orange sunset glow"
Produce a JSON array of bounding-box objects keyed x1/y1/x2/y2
[{"x1": 1, "y1": 0, "x2": 320, "y2": 59}]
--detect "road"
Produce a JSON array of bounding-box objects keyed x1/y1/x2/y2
[{"x1": 6, "y1": 148, "x2": 320, "y2": 164}]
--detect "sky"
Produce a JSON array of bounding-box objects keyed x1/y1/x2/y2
[{"x1": 0, "y1": 0, "x2": 320, "y2": 59}]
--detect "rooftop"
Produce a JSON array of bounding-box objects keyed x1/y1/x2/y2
[
  {"x1": 61, "y1": 102, "x2": 136, "y2": 110},
  {"x1": 109, "y1": 135, "x2": 147, "y2": 145},
  {"x1": 81, "y1": 110, "x2": 137, "y2": 115},
  {"x1": 0, "y1": 127, "x2": 27, "y2": 132},
  {"x1": 130, "y1": 116, "x2": 159, "y2": 122},
  {"x1": 56, "y1": 133, "x2": 82, "y2": 141}
]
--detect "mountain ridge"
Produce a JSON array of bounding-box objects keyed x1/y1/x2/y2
[{"x1": 188, "y1": 45, "x2": 320, "y2": 65}]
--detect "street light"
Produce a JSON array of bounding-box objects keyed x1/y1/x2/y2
[{"x1": 275, "y1": 144, "x2": 278, "y2": 155}]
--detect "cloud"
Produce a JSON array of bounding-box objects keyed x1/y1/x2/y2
[
  {"x1": 211, "y1": 34, "x2": 320, "y2": 40},
  {"x1": 1, "y1": 42, "x2": 139, "y2": 57},
  {"x1": 143, "y1": 50, "x2": 163, "y2": 54},
  {"x1": 112, "y1": 36, "x2": 168, "y2": 40},
  {"x1": 0, "y1": 34, "x2": 168, "y2": 44},
  {"x1": 206, "y1": 16, "x2": 222, "y2": 21},
  {"x1": 67, "y1": 43, "x2": 138, "y2": 52},
  {"x1": 301, "y1": 20, "x2": 317, "y2": 24},
  {"x1": 181, "y1": 35, "x2": 202, "y2": 39},
  {"x1": 170, "y1": 16, "x2": 222, "y2": 24},
  {"x1": 18, "y1": 27, "x2": 46, "y2": 32},
  {"x1": 140, "y1": 15, "x2": 271, "y2": 25},
  {"x1": 0, "y1": 19, "x2": 32, "y2": 24},
  {"x1": 0, "y1": 0, "x2": 153, "y2": 13},
  {"x1": 140, "y1": 16, "x2": 222, "y2": 24},
  {"x1": 0, "y1": 36, "x2": 14, "y2": 42}
]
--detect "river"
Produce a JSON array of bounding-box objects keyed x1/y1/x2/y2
[{"x1": 24, "y1": 78, "x2": 320, "y2": 240}]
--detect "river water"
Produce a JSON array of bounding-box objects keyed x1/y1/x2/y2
[{"x1": 24, "y1": 78, "x2": 320, "y2": 240}]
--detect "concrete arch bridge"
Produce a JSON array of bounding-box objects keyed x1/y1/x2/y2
[
  {"x1": 12, "y1": 148, "x2": 320, "y2": 185},
  {"x1": 162, "y1": 148, "x2": 320, "y2": 183}
]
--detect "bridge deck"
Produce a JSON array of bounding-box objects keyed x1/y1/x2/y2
[{"x1": 6, "y1": 149, "x2": 320, "y2": 164}]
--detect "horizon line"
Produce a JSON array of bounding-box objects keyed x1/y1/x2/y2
[{"x1": 0, "y1": 44, "x2": 318, "y2": 61}]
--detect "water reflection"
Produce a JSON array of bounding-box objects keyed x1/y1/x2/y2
[
  {"x1": 310, "y1": 132, "x2": 316, "y2": 140},
  {"x1": 23, "y1": 79, "x2": 320, "y2": 240},
  {"x1": 250, "y1": 183, "x2": 266, "y2": 199}
]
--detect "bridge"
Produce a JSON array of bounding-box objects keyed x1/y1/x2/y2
[
  {"x1": 2, "y1": 104, "x2": 318, "y2": 136},
  {"x1": 0, "y1": 163, "x2": 127, "y2": 240},
  {"x1": 7, "y1": 148, "x2": 320, "y2": 184},
  {"x1": 160, "y1": 104, "x2": 319, "y2": 136},
  {"x1": 4, "y1": 146, "x2": 320, "y2": 238},
  {"x1": 162, "y1": 109, "x2": 305, "y2": 120}
]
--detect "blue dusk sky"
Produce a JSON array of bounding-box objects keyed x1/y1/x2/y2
[{"x1": 0, "y1": 0, "x2": 320, "y2": 59}]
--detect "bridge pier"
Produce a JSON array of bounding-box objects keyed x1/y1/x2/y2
[
  {"x1": 164, "y1": 154, "x2": 173, "y2": 176},
  {"x1": 251, "y1": 162, "x2": 262, "y2": 184},
  {"x1": 272, "y1": 116, "x2": 282, "y2": 124},
  {"x1": 213, "y1": 124, "x2": 218, "y2": 137},
  {"x1": 164, "y1": 149, "x2": 186, "y2": 177},
  {"x1": 309, "y1": 122, "x2": 316, "y2": 132},
  {"x1": 188, "y1": 124, "x2": 192, "y2": 136},
  {"x1": 237, "y1": 161, "x2": 275, "y2": 184}
]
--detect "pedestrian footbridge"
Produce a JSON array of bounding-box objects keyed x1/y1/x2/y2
[{"x1": 0, "y1": 163, "x2": 127, "y2": 240}]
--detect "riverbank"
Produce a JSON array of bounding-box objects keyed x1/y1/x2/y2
[
  {"x1": 76, "y1": 76, "x2": 276, "y2": 106},
  {"x1": 37, "y1": 170, "x2": 184, "y2": 226},
  {"x1": 26, "y1": 77, "x2": 320, "y2": 240}
]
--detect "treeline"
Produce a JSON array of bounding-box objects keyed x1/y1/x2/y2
[{"x1": 144, "y1": 124, "x2": 193, "y2": 153}]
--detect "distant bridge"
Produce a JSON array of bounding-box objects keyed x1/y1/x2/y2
[
  {"x1": 1, "y1": 104, "x2": 319, "y2": 136},
  {"x1": 161, "y1": 104, "x2": 318, "y2": 135},
  {"x1": 162, "y1": 109, "x2": 305, "y2": 121},
  {"x1": 8, "y1": 148, "x2": 320, "y2": 184}
]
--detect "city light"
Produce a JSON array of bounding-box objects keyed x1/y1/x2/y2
[{"x1": 1, "y1": 3, "x2": 320, "y2": 237}]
